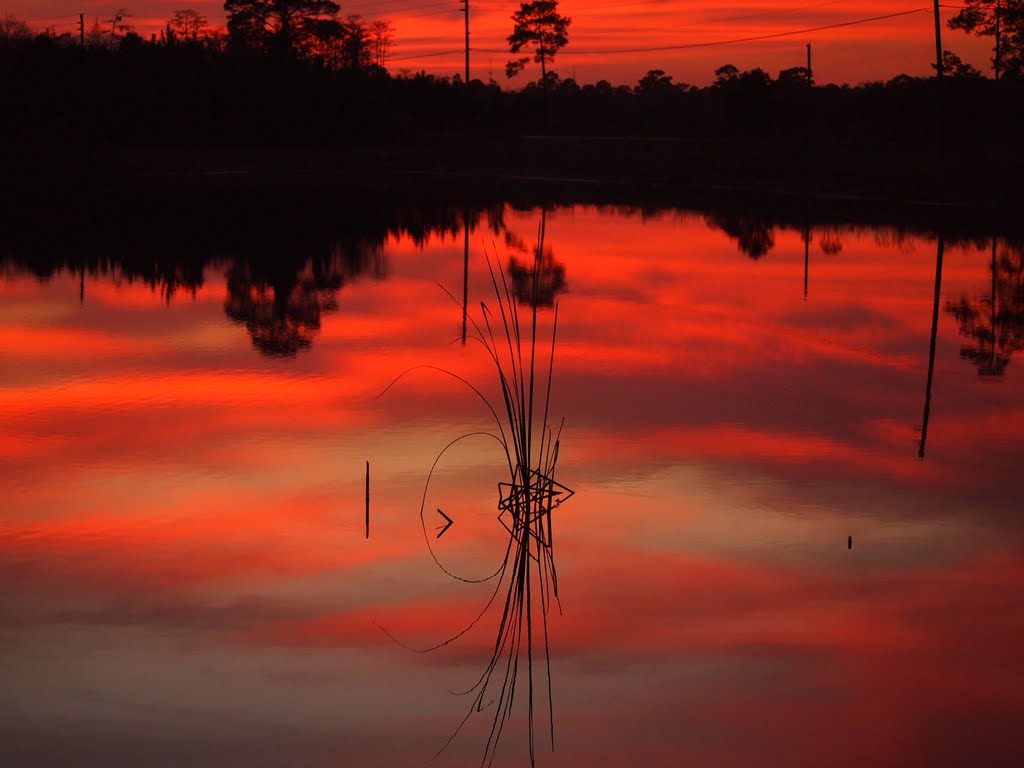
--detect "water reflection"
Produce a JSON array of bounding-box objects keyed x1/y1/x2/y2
[
  {"x1": 705, "y1": 211, "x2": 775, "y2": 259},
  {"x1": 507, "y1": 210, "x2": 569, "y2": 308},
  {"x1": 945, "y1": 236, "x2": 1024, "y2": 376},
  {"x1": 383, "y1": 215, "x2": 571, "y2": 767},
  {"x1": 801, "y1": 221, "x2": 846, "y2": 299},
  {"x1": 2, "y1": 196, "x2": 1023, "y2": 767},
  {"x1": 0, "y1": 197, "x2": 512, "y2": 357},
  {"x1": 917, "y1": 235, "x2": 945, "y2": 459},
  {"x1": 223, "y1": 240, "x2": 381, "y2": 357}
]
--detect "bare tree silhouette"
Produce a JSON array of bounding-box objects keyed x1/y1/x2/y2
[{"x1": 168, "y1": 9, "x2": 208, "y2": 41}]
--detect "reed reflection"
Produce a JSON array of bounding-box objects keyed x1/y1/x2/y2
[{"x1": 382, "y1": 211, "x2": 571, "y2": 768}]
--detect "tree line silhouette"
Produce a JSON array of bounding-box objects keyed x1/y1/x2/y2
[{"x1": 3, "y1": 4, "x2": 1023, "y2": 150}]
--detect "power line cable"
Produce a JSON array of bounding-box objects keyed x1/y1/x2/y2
[
  {"x1": 470, "y1": 7, "x2": 932, "y2": 55},
  {"x1": 342, "y1": 0, "x2": 454, "y2": 10},
  {"x1": 342, "y1": 1, "x2": 459, "y2": 15},
  {"x1": 389, "y1": 47, "x2": 464, "y2": 61}
]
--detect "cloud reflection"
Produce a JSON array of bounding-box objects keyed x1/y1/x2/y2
[{"x1": 2, "y1": 202, "x2": 1023, "y2": 766}]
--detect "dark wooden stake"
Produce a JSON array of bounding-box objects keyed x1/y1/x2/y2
[{"x1": 365, "y1": 460, "x2": 370, "y2": 539}]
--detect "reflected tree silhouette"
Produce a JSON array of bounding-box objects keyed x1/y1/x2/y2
[
  {"x1": 224, "y1": 237, "x2": 384, "y2": 357},
  {"x1": 705, "y1": 212, "x2": 776, "y2": 259},
  {"x1": 224, "y1": 262, "x2": 336, "y2": 356},
  {"x1": 945, "y1": 238, "x2": 1024, "y2": 376},
  {"x1": 819, "y1": 225, "x2": 845, "y2": 255},
  {"x1": 509, "y1": 245, "x2": 567, "y2": 307},
  {"x1": 507, "y1": 210, "x2": 567, "y2": 307}
]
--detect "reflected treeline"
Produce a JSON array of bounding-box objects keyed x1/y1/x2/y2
[
  {"x1": 4, "y1": 191, "x2": 1023, "y2": 361},
  {"x1": 945, "y1": 237, "x2": 1024, "y2": 376},
  {"x1": 702, "y1": 211, "x2": 856, "y2": 262},
  {"x1": 701, "y1": 210, "x2": 894, "y2": 262},
  {"x1": 0, "y1": 191, "x2": 509, "y2": 357}
]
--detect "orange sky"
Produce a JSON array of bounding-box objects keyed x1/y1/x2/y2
[{"x1": 11, "y1": 0, "x2": 996, "y2": 86}]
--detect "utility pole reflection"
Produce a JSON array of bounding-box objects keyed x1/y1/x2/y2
[{"x1": 917, "y1": 234, "x2": 945, "y2": 458}]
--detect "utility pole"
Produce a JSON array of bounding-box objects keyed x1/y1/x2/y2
[
  {"x1": 932, "y1": 0, "x2": 944, "y2": 148},
  {"x1": 79, "y1": 13, "x2": 85, "y2": 47},
  {"x1": 460, "y1": 0, "x2": 470, "y2": 84},
  {"x1": 806, "y1": 43, "x2": 812, "y2": 87},
  {"x1": 995, "y1": 0, "x2": 1002, "y2": 81}
]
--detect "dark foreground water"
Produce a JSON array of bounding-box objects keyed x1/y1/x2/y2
[{"x1": 2, "y1": 199, "x2": 1023, "y2": 767}]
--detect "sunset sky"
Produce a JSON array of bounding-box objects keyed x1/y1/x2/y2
[{"x1": 9, "y1": 0, "x2": 995, "y2": 86}]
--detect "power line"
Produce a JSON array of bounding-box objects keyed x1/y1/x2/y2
[
  {"x1": 389, "y1": 48, "x2": 464, "y2": 62},
  {"x1": 342, "y1": 1, "x2": 458, "y2": 15},
  {"x1": 471, "y1": 7, "x2": 932, "y2": 56},
  {"x1": 370, "y1": 5, "x2": 939, "y2": 68},
  {"x1": 561, "y1": 0, "x2": 842, "y2": 17},
  {"x1": 376, "y1": 7, "x2": 462, "y2": 17},
  {"x1": 343, "y1": 0, "x2": 453, "y2": 10}
]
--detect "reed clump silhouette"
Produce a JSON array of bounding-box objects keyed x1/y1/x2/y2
[{"x1": 377, "y1": 217, "x2": 572, "y2": 767}]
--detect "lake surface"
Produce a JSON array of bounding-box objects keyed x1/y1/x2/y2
[{"x1": 2, "y1": 200, "x2": 1023, "y2": 767}]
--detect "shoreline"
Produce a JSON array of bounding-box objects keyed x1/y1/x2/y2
[{"x1": 7, "y1": 137, "x2": 1022, "y2": 235}]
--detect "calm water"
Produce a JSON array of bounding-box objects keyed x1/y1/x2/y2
[{"x1": 2, "y1": 201, "x2": 1023, "y2": 767}]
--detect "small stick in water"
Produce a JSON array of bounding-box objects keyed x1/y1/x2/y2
[
  {"x1": 848, "y1": 535, "x2": 852, "y2": 550},
  {"x1": 365, "y1": 460, "x2": 370, "y2": 539}
]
